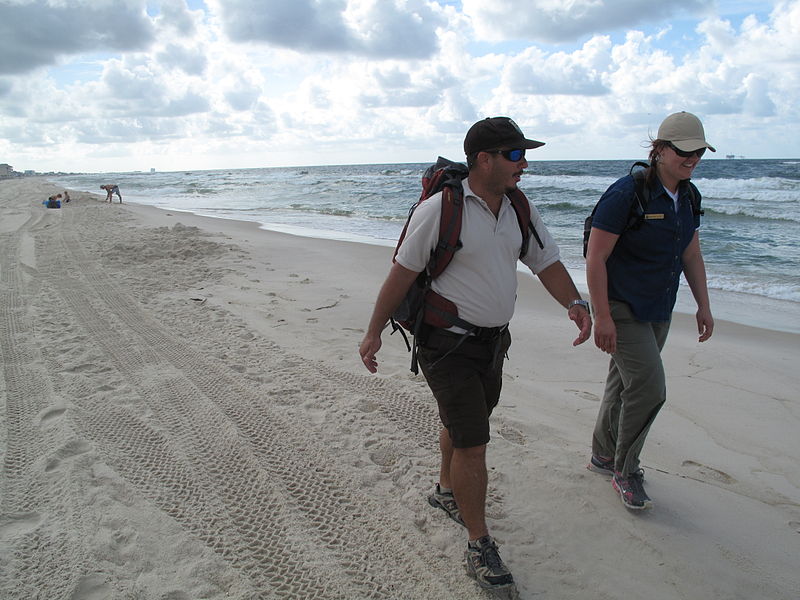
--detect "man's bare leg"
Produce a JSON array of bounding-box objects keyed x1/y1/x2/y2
[
  {"x1": 450, "y1": 443, "x2": 488, "y2": 540},
  {"x1": 438, "y1": 428, "x2": 454, "y2": 488}
]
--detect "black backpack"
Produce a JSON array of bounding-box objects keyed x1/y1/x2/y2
[
  {"x1": 390, "y1": 157, "x2": 543, "y2": 373},
  {"x1": 582, "y1": 161, "x2": 702, "y2": 258}
]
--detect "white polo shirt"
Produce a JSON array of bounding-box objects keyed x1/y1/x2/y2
[{"x1": 395, "y1": 178, "x2": 561, "y2": 328}]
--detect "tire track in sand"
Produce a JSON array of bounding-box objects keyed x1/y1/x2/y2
[
  {"x1": 0, "y1": 209, "x2": 122, "y2": 600},
  {"x1": 9, "y1": 206, "x2": 480, "y2": 599}
]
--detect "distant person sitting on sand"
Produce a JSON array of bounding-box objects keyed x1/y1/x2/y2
[
  {"x1": 100, "y1": 184, "x2": 122, "y2": 203},
  {"x1": 63, "y1": 190, "x2": 71, "y2": 203},
  {"x1": 44, "y1": 193, "x2": 62, "y2": 208}
]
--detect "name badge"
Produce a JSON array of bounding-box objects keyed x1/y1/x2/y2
[{"x1": 644, "y1": 213, "x2": 665, "y2": 220}]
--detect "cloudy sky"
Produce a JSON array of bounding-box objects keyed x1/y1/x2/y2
[{"x1": 1, "y1": 0, "x2": 798, "y2": 173}]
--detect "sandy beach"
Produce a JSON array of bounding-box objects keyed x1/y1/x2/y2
[{"x1": 1, "y1": 177, "x2": 798, "y2": 600}]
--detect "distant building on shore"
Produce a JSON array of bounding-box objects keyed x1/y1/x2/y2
[{"x1": 0, "y1": 163, "x2": 14, "y2": 178}]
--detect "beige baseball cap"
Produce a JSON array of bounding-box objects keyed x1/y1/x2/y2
[{"x1": 657, "y1": 111, "x2": 716, "y2": 152}]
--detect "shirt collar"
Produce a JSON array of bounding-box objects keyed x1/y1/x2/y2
[
  {"x1": 462, "y1": 176, "x2": 510, "y2": 209},
  {"x1": 462, "y1": 176, "x2": 478, "y2": 200}
]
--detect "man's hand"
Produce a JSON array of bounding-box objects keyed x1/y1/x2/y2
[
  {"x1": 568, "y1": 305, "x2": 592, "y2": 346},
  {"x1": 358, "y1": 262, "x2": 420, "y2": 374},
  {"x1": 359, "y1": 334, "x2": 382, "y2": 373},
  {"x1": 536, "y1": 262, "x2": 593, "y2": 347}
]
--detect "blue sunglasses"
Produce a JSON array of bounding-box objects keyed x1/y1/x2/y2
[{"x1": 488, "y1": 148, "x2": 526, "y2": 162}]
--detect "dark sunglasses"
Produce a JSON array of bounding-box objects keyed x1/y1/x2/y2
[
  {"x1": 488, "y1": 148, "x2": 526, "y2": 162},
  {"x1": 668, "y1": 143, "x2": 706, "y2": 159}
]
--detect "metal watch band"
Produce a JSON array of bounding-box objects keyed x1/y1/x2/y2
[{"x1": 568, "y1": 299, "x2": 590, "y2": 311}]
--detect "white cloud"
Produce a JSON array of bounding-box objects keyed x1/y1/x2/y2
[
  {"x1": 479, "y1": 1, "x2": 800, "y2": 158},
  {"x1": 211, "y1": 0, "x2": 445, "y2": 58},
  {"x1": 73, "y1": 116, "x2": 184, "y2": 144},
  {"x1": 462, "y1": 0, "x2": 710, "y2": 44},
  {"x1": 156, "y1": 0, "x2": 200, "y2": 35},
  {"x1": 503, "y1": 37, "x2": 612, "y2": 95},
  {"x1": 0, "y1": 0, "x2": 155, "y2": 75},
  {"x1": 213, "y1": 0, "x2": 351, "y2": 51},
  {"x1": 0, "y1": 0, "x2": 798, "y2": 171},
  {"x1": 157, "y1": 44, "x2": 209, "y2": 75},
  {"x1": 742, "y1": 74, "x2": 777, "y2": 117},
  {"x1": 358, "y1": 62, "x2": 460, "y2": 108}
]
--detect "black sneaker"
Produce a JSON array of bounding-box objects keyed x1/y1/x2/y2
[
  {"x1": 612, "y1": 470, "x2": 653, "y2": 510},
  {"x1": 587, "y1": 454, "x2": 615, "y2": 476},
  {"x1": 465, "y1": 535, "x2": 514, "y2": 590},
  {"x1": 427, "y1": 484, "x2": 465, "y2": 527}
]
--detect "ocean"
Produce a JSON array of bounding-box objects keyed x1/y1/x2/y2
[{"x1": 51, "y1": 159, "x2": 800, "y2": 334}]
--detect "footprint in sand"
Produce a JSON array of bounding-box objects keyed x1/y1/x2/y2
[
  {"x1": 71, "y1": 574, "x2": 114, "y2": 600},
  {"x1": 566, "y1": 388, "x2": 601, "y2": 402},
  {"x1": 44, "y1": 439, "x2": 93, "y2": 473},
  {"x1": 356, "y1": 399, "x2": 379, "y2": 413},
  {"x1": 497, "y1": 423, "x2": 527, "y2": 446},
  {"x1": 161, "y1": 592, "x2": 191, "y2": 600},
  {"x1": 369, "y1": 448, "x2": 397, "y2": 468},
  {"x1": 0, "y1": 512, "x2": 44, "y2": 538},
  {"x1": 38, "y1": 406, "x2": 67, "y2": 428},
  {"x1": 789, "y1": 520, "x2": 800, "y2": 534},
  {"x1": 682, "y1": 460, "x2": 737, "y2": 484}
]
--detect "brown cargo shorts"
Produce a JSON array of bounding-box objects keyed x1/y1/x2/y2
[{"x1": 418, "y1": 327, "x2": 511, "y2": 448}]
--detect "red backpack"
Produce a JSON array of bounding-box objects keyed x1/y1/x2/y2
[{"x1": 390, "y1": 157, "x2": 543, "y2": 372}]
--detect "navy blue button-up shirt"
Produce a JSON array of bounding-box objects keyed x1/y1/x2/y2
[{"x1": 592, "y1": 174, "x2": 701, "y2": 322}]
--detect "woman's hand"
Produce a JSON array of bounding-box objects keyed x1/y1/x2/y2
[
  {"x1": 593, "y1": 314, "x2": 617, "y2": 354},
  {"x1": 696, "y1": 306, "x2": 714, "y2": 342}
]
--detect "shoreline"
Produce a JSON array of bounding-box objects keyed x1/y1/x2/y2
[
  {"x1": 2, "y1": 178, "x2": 798, "y2": 600},
  {"x1": 44, "y1": 167, "x2": 800, "y2": 333},
  {"x1": 123, "y1": 195, "x2": 800, "y2": 336}
]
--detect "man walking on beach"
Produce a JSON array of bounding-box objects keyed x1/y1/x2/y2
[{"x1": 359, "y1": 117, "x2": 592, "y2": 590}]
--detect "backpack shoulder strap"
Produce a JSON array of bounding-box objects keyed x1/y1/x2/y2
[
  {"x1": 427, "y1": 182, "x2": 464, "y2": 279},
  {"x1": 508, "y1": 189, "x2": 543, "y2": 257},
  {"x1": 628, "y1": 161, "x2": 651, "y2": 229},
  {"x1": 687, "y1": 181, "x2": 703, "y2": 216},
  {"x1": 392, "y1": 204, "x2": 416, "y2": 263},
  {"x1": 392, "y1": 161, "x2": 467, "y2": 268}
]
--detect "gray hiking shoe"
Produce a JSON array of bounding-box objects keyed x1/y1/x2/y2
[
  {"x1": 465, "y1": 535, "x2": 514, "y2": 590},
  {"x1": 427, "y1": 484, "x2": 465, "y2": 527}
]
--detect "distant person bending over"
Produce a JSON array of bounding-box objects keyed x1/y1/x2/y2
[
  {"x1": 585, "y1": 111, "x2": 715, "y2": 511},
  {"x1": 100, "y1": 184, "x2": 122, "y2": 203},
  {"x1": 359, "y1": 117, "x2": 591, "y2": 591}
]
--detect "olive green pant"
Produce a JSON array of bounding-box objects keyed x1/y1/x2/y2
[{"x1": 592, "y1": 301, "x2": 671, "y2": 476}]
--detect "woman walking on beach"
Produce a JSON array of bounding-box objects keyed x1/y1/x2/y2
[{"x1": 585, "y1": 111, "x2": 715, "y2": 510}]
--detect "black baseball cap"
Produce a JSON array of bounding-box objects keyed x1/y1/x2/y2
[{"x1": 464, "y1": 117, "x2": 545, "y2": 156}]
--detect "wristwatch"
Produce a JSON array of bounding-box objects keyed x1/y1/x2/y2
[{"x1": 568, "y1": 299, "x2": 590, "y2": 312}]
